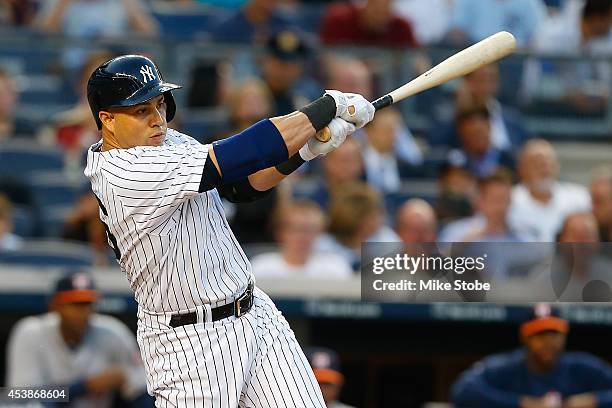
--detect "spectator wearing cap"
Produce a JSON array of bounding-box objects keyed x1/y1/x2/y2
[
  {"x1": 320, "y1": 0, "x2": 418, "y2": 48},
  {"x1": 260, "y1": 29, "x2": 317, "y2": 116},
  {"x1": 452, "y1": 304, "x2": 612, "y2": 408},
  {"x1": 305, "y1": 347, "x2": 356, "y2": 408},
  {"x1": 6, "y1": 272, "x2": 153, "y2": 408},
  {"x1": 210, "y1": 0, "x2": 295, "y2": 43}
]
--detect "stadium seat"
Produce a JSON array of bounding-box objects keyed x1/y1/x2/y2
[
  {"x1": 181, "y1": 108, "x2": 230, "y2": 143},
  {"x1": 0, "y1": 240, "x2": 94, "y2": 267},
  {"x1": 152, "y1": 7, "x2": 227, "y2": 40},
  {"x1": 0, "y1": 141, "x2": 64, "y2": 178}
]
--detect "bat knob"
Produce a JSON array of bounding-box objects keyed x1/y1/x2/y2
[
  {"x1": 315, "y1": 127, "x2": 331, "y2": 142},
  {"x1": 315, "y1": 105, "x2": 355, "y2": 143}
]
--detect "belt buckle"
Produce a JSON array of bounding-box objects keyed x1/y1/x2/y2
[{"x1": 234, "y1": 284, "x2": 252, "y2": 318}]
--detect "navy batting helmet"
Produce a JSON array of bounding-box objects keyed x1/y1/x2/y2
[{"x1": 87, "y1": 55, "x2": 181, "y2": 130}]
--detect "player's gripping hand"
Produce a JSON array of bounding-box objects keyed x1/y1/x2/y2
[
  {"x1": 325, "y1": 90, "x2": 375, "y2": 129},
  {"x1": 299, "y1": 118, "x2": 355, "y2": 161}
]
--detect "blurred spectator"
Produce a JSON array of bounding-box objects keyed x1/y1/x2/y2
[
  {"x1": 226, "y1": 78, "x2": 273, "y2": 132},
  {"x1": 590, "y1": 166, "x2": 612, "y2": 242},
  {"x1": 434, "y1": 161, "x2": 477, "y2": 226},
  {"x1": 431, "y1": 64, "x2": 531, "y2": 153},
  {"x1": 446, "y1": 105, "x2": 515, "y2": 179},
  {"x1": 324, "y1": 56, "x2": 423, "y2": 167},
  {"x1": 525, "y1": 0, "x2": 612, "y2": 114},
  {"x1": 452, "y1": 303, "x2": 612, "y2": 408},
  {"x1": 34, "y1": 0, "x2": 159, "y2": 38},
  {"x1": 396, "y1": 199, "x2": 438, "y2": 244},
  {"x1": 0, "y1": 68, "x2": 35, "y2": 139},
  {"x1": 220, "y1": 78, "x2": 283, "y2": 245},
  {"x1": 260, "y1": 29, "x2": 314, "y2": 115},
  {"x1": 361, "y1": 109, "x2": 405, "y2": 193},
  {"x1": 0, "y1": 0, "x2": 37, "y2": 26},
  {"x1": 0, "y1": 194, "x2": 23, "y2": 251},
  {"x1": 393, "y1": 0, "x2": 453, "y2": 45},
  {"x1": 305, "y1": 347, "x2": 357, "y2": 408},
  {"x1": 320, "y1": 0, "x2": 418, "y2": 48},
  {"x1": 508, "y1": 139, "x2": 591, "y2": 241},
  {"x1": 446, "y1": 0, "x2": 546, "y2": 47},
  {"x1": 39, "y1": 51, "x2": 114, "y2": 164},
  {"x1": 440, "y1": 169, "x2": 528, "y2": 242},
  {"x1": 6, "y1": 272, "x2": 153, "y2": 407},
  {"x1": 316, "y1": 182, "x2": 399, "y2": 271},
  {"x1": 546, "y1": 212, "x2": 612, "y2": 301},
  {"x1": 302, "y1": 138, "x2": 364, "y2": 210},
  {"x1": 61, "y1": 188, "x2": 110, "y2": 266},
  {"x1": 250, "y1": 200, "x2": 352, "y2": 278},
  {"x1": 210, "y1": 0, "x2": 294, "y2": 43}
]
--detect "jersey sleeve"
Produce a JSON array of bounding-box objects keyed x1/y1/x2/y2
[
  {"x1": 102, "y1": 143, "x2": 210, "y2": 233},
  {"x1": 6, "y1": 318, "x2": 46, "y2": 387}
]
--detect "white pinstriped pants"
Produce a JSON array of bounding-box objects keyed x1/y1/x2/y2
[{"x1": 136, "y1": 288, "x2": 326, "y2": 408}]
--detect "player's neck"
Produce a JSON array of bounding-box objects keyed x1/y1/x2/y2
[
  {"x1": 526, "y1": 352, "x2": 556, "y2": 374},
  {"x1": 101, "y1": 131, "x2": 121, "y2": 152}
]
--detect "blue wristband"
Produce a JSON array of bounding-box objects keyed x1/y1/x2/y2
[{"x1": 213, "y1": 119, "x2": 288, "y2": 183}]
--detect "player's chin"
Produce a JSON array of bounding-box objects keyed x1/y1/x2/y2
[{"x1": 148, "y1": 133, "x2": 166, "y2": 146}]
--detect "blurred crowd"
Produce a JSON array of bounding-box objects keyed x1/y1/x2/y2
[{"x1": 0, "y1": 0, "x2": 611, "y2": 284}]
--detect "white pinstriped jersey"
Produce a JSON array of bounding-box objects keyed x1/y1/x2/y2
[{"x1": 84, "y1": 129, "x2": 253, "y2": 313}]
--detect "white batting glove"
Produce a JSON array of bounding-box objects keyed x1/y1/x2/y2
[
  {"x1": 325, "y1": 90, "x2": 375, "y2": 129},
  {"x1": 324, "y1": 89, "x2": 349, "y2": 117},
  {"x1": 343, "y1": 92, "x2": 375, "y2": 128},
  {"x1": 299, "y1": 118, "x2": 356, "y2": 161}
]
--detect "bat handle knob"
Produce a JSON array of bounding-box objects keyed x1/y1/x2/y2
[
  {"x1": 315, "y1": 127, "x2": 331, "y2": 142},
  {"x1": 314, "y1": 105, "x2": 356, "y2": 143}
]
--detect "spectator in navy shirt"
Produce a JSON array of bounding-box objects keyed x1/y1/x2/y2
[
  {"x1": 447, "y1": 105, "x2": 515, "y2": 179},
  {"x1": 452, "y1": 303, "x2": 612, "y2": 408}
]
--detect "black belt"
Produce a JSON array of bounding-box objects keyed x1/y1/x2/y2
[{"x1": 169, "y1": 283, "x2": 254, "y2": 328}]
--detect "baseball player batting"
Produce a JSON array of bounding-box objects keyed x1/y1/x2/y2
[{"x1": 84, "y1": 54, "x2": 374, "y2": 407}]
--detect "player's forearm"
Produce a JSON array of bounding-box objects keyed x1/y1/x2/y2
[
  {"x1": 247, "y1": 167, "x2": 287, "y2": 192},
  {"x1": 269, "y1": 112, "x2": 315, "y2": 157}
]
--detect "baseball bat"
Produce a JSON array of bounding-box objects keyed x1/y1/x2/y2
[{"x1": 315, "y1": 31, "x2": 517, "y2": 142}]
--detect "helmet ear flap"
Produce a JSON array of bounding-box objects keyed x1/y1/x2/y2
[{"x1": 164, "y1": 91, "x2": 177, "y2": 123}]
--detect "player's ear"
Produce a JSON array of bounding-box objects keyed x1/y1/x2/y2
[{"x1": 99, "y1": 110, "x2": 115, "y2": 132}]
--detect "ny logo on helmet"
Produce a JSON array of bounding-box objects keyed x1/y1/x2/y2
[{"x1": 139, "y1": 65, "x2": 156, "y2": 83}]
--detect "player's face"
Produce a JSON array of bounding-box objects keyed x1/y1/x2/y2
[
  {"x1": 318, "y1": 382, "x2": 341, "y2": 405},
  {"x1": 103, "y1": 95, "x2": 168, "y2": 148},
  {"x1": 55, "y1": 302, "x2": 94, "y2": 340},
  {"x1": 524, "y1": 331, "x2": 566, "y2": 367}
]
